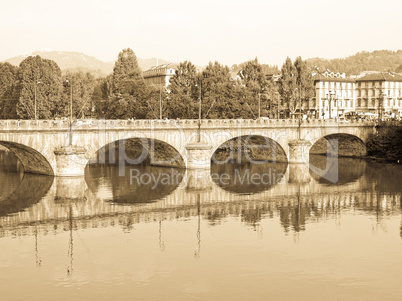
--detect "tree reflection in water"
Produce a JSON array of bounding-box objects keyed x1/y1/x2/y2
[
  {"x1": 210, "y1": 162, "x2": 288, "y2": 194},
  {"x1": 0, "y1": 173, "x2": 53, "y2": 216},
  {"x1": 85, "y1": 164, "x2": 185, "y2": 204},
  {"x1": 309, "y1": 154, "x2": 366, "y2": 185}
]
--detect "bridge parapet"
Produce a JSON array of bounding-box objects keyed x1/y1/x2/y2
[{"x1": 0, "y1": 118, "x2": 384, "y2": 131}]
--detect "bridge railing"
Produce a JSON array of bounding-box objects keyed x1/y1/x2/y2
[{"x1": 0, "y1": 118, "x2": 394, "y2": 131}]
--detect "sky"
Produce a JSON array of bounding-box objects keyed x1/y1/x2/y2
[{"x1": 1, "y1": 0, "x2": 402, "y2": 67}]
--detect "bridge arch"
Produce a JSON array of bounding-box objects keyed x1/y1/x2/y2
[
  {"x1": 86, "y1": 137, "x2": 186, "y2": 168},
  {"x1": 211, "y1": 135, "x2": 288, "y2": 164},
  {"x1": 0, "y1": 141, "x2": 54, "y2": 175},
  {"x1": 310, "y1": 133, "x2": 367, "y2": 157}
]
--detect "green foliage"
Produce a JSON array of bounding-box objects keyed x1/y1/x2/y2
[
  {"x1": 60, "y1": 71, "x2": 97, "y2": 119},
  {"x1": 102, "y1": 48, "x2": 148, "y2": 119},
  {"x1": 278, "y1": 56, "x2": 314, "y2": 118},
  {"x1": 201, "y1": 61, "x2": 235, "y2": 119},
  {"x1": 91, "y1": 75, "x2": 113, "y2": 117},
  {"x1": 239, "y1": 58, "x2": 279, "y2": 118},
  {"x1": 112, "y1": 48, "x2": 144, "y2": 95},
  {"x1": 232, "y1": 61, "x2": 279, "y2": 77},
  {"x1": 166, "y1": 61, "x2": 199, "y2": 119},
  {"x1": 0, "y1": 62, "x2": 19, "y2": 119},
  {"x1": 15, "y1": 56, "x2": 62, "y2": 119},
  {"x1": 278, "y1": 57, "x2": 298, "y2": 116},
  {"x1": 307, "y1": 50, "x2": 402, "y2": 75},
  {"x1": 367, "y1": 126, "x2": 402, "y2": 162}
]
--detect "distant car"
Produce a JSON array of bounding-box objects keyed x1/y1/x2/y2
[{"x1": 74, "y1": 119, "x2": 93, "y2": 127}]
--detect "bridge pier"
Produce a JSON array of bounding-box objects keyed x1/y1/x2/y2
[
  {"x1": 55, "y1": 176, "x2": 87, "y2": 202},
  {"x1": 185, "y1": 143, "x2": 212, "y2": 169},
  {"x1": 288, "y1": 164, "x2": 311, "y2": 184},
  {"x1": 288, "y1": 139, "x2": 311, "y2": 164},
  {"x1": 54, "y1": 146, "x2": 87, "y2": 177}
]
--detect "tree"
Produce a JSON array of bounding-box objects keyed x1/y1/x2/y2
[
  {"x1": 239, "y1": 58, "x2": 276, "y2": 118},
  {"x1": 112, "y1": 48, "x2": 144, "y2": 95},
  {"x1": 278, "y1": 57, "x2": 298, "y2": 118},
  {"x1": 106, "y1": 48, "x2": 147, "y2": 119},
  {"x1": 15, "y1": 56, "x2": 62, "y2": 119},
  {"x1": 166, "y1": 61, "x2": 199, "y2": 119},
  {"x1": 294, "y1": 56, "x2": 314, "y2": 117},
  {"x1": 278, "y1": 56, "x2": 314, "y2": 119},
  {"x1": 0, "y1": 62, "x2": 19, "y2": 119},
  {"x1": 92, "y1": 75, "x2": 113, "y2": 118},
  {"x1": 201, "y1": 61, "x2": 236, "y2": 119},
  {"x1": 59, "y1": 71, "x2": 97, "y2": 119}
]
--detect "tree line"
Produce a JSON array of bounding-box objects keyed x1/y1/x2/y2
[
  {"x1": 0, "y1": 48, "x2": 314, "y2": 120},
  {"x1": 307, "y1": 50, "x2": 402, "y2": 76}
]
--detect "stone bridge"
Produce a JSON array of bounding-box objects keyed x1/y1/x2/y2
[{"x1": 0, "y1": 118, "x2": 395, "y2": 176}]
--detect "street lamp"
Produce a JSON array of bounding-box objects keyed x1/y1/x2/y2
[
  {"x1": 295, "y1": 84, "x2": 303, "y2": 139},
  {"x1": 195, "y1": 79, "x2": 202, "y2": 142},
  {"x1": 276, "y1": 92, "x2": 280, "y2": 120},
  {"x1": 379, "y1": 92, "x2": 386, "y2": 123},
  {"x1": 34, "y1": 81, "x2": 41, "y2": 120},
  {"x1": 66, "y1": 79, "x2": 73, "y2": 146},
  {"x1": 260, "y1": 87, "x2": 265, "y2": 119},
  {"x1": 326, "y1": 90, "x2": 335, "y2": 119},
  {"x1": 159, "y1": 85, "x2": 163, "y2": 120}
]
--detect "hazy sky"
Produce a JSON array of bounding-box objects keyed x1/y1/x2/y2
[{"x1": 1, "y1": 0, "x2": 402, "y2": 66}]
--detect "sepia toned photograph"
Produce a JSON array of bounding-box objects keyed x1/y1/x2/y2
[{"x1": 0, "y1": 0, "x2": 402, "y2": 300}]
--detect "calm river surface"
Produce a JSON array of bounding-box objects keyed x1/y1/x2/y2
[{"x1": 0, "y1": 150, "x2": 401, "y2": 301}]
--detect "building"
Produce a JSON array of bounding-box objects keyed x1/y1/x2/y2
[
  {"x1": 355, "y1": 73, "x2": 402, "y2": 119},
  {"x1": 312, "y1": 71, "x2": 402, "y2": 120},
  {"x1": 313, "y1": 71, "x2": 355, "y2": 119},
  {"x1": 143, "y1": 63, "x2": 176, "y2": 88}
]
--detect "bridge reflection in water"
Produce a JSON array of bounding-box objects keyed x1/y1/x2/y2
[{"x1": 0, "y1": 155, "x2": 401, "y2": 239}]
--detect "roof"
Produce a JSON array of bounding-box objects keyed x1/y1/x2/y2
[
  {"x1": 356, "y1": 73, "x2": 402, "y2": 82},
  {"x1": 313, "y1": 74, "x2": 355, "y2": 83},
  {"x1": 144, "y1": 63, "x2": 175, "y2": 73}
]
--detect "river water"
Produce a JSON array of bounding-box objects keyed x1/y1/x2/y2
[{"x1": 0, "y1": 150, "x2": 401, "y2": 301}]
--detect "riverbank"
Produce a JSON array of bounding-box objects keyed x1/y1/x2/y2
[{"x1": 366, "y1": 126, "x2": 402, "y2": 163}]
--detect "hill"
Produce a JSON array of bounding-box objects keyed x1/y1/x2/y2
[
  {"x1": 307, "y1": 50, "x2": 402, "y2": 75},
  {"x1": 1, "y1": 51, "x2": 177, "y2": 77},
  {"x1": 3, "y1": 51, "x2": 114, "y2": 77}
]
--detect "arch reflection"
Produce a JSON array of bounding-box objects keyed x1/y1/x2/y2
[
  {"x1": 309, "y1": 155, "x2": 366, "y2": 185},
  {"x1": 212, "y1": 135, "x2": 288, "y2": 164},
  {"x1": 85, "y1": 165, "x2": 185, "y2": 204},
  {"x1": 210, "y1": 162, "x2": 288, "y2": 194},
  {"x1": 0, "y1": 173, "x2": 53, "y2": 216}
]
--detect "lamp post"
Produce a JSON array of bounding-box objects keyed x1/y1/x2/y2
[
  {"x1": 195, "y1": 79, "x2": 202, "y2": 142},
  {"x1": 276, "y1": 92, "x2": 280, "y2": 120},
  {"x1": 326, "y1": 90, "x2": 335, "y2": 119},
  {"x1": 379, "y1": 92, "x2": 386, "y2": 123},
  {"x1": 34, "y1": 81, "x2": 40, "y2": 120},
  {"x1": 299, "y1": 82, "x2": 302, "y2": 123},
  {"x1": 296, "y1": 83, "x2": 302, "y2": 139},
  {"x1": 336, "y1": 95, "x2": 339, "y2": 122},
  {"x1": 159, "y1": 85, "x2": 162, "y2": 120},
  {"x1": 66, "y1": 79, "x2": 73, "y2": 146}
]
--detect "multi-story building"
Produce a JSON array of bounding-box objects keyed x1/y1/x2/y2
[
  {"x1": 312, "y1": 71, "x2": 402, "y2": 119},
  {"x1": 355, "y1": 73, "x2": 402, "y2": 119},
  {"x1": 143, "y1": 63, "x2": 176, "y2": 87},
  {"x1": 312, "y1": 71, "x2": 356, "y2": 119}
]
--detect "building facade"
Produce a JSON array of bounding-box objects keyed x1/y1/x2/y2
[
  {"x1": 313, "y1": 72, "x2": 355, "y2": 119},
  {"x1": 313, "y1": 71, "x2": 402, "y2": 119},
  {"x1": 143, "y1": 63, "x2": 176, "y2": 87},
  {"x1": 355, "y1": 73, "x2": 402, "y2": 119}
]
